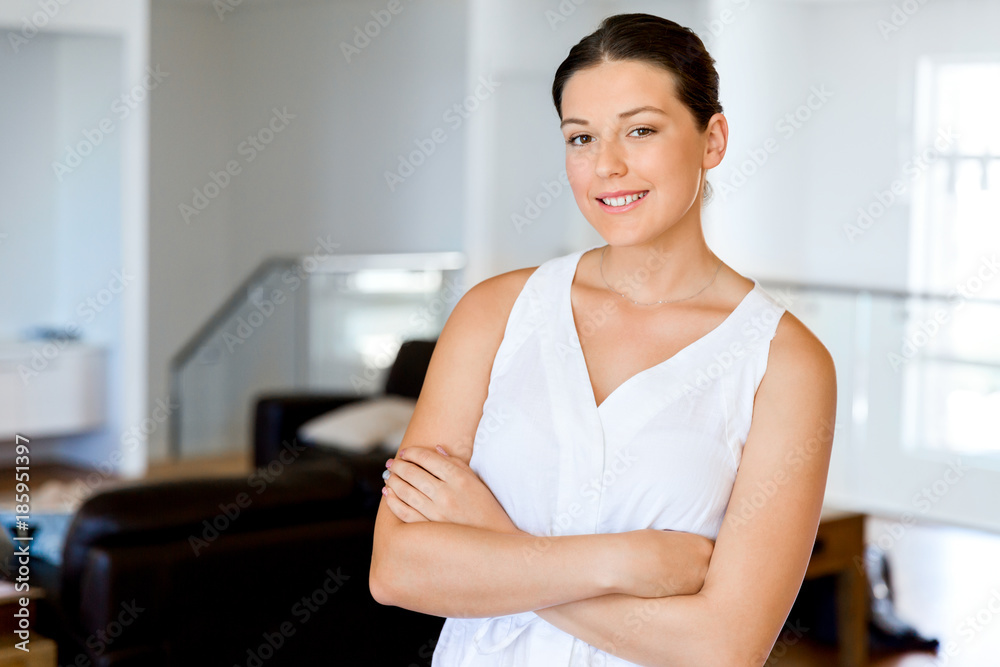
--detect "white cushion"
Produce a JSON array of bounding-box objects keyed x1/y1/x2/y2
[{"x1": 297, "y1": 395, "x2": 417, "y2": 453}]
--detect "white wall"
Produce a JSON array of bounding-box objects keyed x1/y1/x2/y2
[
  {"x1": 704, "y1": 0, "x2": 1000, "y2": 291},
  {"x1": 0, "y1": 35, "x2": 60, "y2": 333},
  {"x1": 148, "y1": 0, "x2": 467, "y2": 461},
  {"x1": 0, "y1": 0, "x2": 149, "y2": 475},
  {"x1": 700, "y1": 0, "x2": 1000, "y2": 532}
]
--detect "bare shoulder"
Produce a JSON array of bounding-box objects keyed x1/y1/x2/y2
[
  {"x1": 762, "y1": 309, "x2": 837, "y2": 398},
  {"x1": 449, "y1": 266, "x2": 539, "y2": 337}
]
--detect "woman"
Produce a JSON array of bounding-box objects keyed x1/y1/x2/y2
[{"x1": 370, "y1": 13, "x2": 836, "y2": 667}]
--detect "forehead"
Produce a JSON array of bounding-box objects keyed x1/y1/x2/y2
[{"x1": 560, "y1": 60, "x2": 681, "y2": 119}]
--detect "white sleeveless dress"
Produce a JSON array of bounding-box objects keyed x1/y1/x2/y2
[{"x1": 431, "y1": 245, "x2": 787, "y2": 667}]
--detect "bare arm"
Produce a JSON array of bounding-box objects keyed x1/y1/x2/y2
[
  {"x1": 369, "y1": 270, "x2": 710, "y2": 617},
  {"x1": 531, "y1": 313, "x2": 838, "y2": 666}
]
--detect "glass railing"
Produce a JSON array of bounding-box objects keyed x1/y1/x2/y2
[
  {"x1": 168, "y1": 252, "x2": 465, "y2": 460},
  {"x1": 169, "y1": 259, "x2": 1000, "y2": 510},
  {"x1": 757, "y1": 279, "x2": 1000, "y2": 529}
]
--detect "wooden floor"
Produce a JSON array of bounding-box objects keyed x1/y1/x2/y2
[{"x1": 2, "y1": 456, "x2": 999, "y2": 666}]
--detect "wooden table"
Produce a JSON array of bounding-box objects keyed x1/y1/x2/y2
[{"x1": 804, "y1": 508, "x2": 868, "y2": 667}]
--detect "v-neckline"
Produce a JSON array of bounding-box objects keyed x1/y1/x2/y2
[{"x1": 565, "y1": 247, "x2": 758, "y2": 412}]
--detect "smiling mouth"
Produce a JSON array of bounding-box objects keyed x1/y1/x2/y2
[{"x1": 597, "y1": 191, "x2": 648, "y2": 208}]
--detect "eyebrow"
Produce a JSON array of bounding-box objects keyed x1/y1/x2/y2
[{"x1": 559, "y1": 105, "x2": 667, "y2": 129}]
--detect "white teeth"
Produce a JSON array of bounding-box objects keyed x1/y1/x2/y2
[{"x1": 601, "y1": 192, "x2": 646, "y2": 207}]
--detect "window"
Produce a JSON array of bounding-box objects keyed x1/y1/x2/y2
[{"x1": 903, "y1": 55, "x2": 1000, "y2": 460}]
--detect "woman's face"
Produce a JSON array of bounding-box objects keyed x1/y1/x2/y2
[{"x1": 559, "y1": 59, "x2": 724, "y2": 247}]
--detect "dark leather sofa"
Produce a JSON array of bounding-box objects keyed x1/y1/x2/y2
[{"x1": 38, "y1": 340, "x2": 444, "y2": 667}]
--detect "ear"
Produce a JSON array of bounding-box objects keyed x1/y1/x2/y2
[{"x1": 702, "y1": 112, "x2": 728, "y2": 170}]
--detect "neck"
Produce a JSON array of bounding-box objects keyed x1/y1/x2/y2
[{"x1": 599, "y1": 224, "x2": 719, "y2": 305}]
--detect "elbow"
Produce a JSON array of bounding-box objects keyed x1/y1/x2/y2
[
  {"x1": 369, "y1": 560, "x2": 394, "y2": 607},
  {"x1": 369, "y1": 525, "x2": 402, "y2": 607},
  {"x1": 722, "y1": 646, "x2": 767, "y2": 667},
  {"x1": 665, "y1": 596, "x2": 773, "y2": 667},
  {"x1": 711, "y1": 630, "x2": 775, "y2": 667},
  {"x1": 370, "y1": 551, "x2": 407, "y2": 608},
  {"x1": 370, "y1": 520, "x2": 424, "y2": 609}
]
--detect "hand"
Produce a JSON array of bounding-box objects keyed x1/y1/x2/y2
[
  {"x1": 383, "y1": 445, "x2": 524, "y2": 536},
  {"x1": 613, "y1": 529, "x2": 715, "y2": 598}
]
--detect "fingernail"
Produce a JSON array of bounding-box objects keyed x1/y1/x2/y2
[
  {"x1": 436, "y1": 445, "x2": 449, "y2": 456},
  {"x1": 382, "y1": 470, "x2": 391, "y2": 481},
  {"x1": 385, "y1": 458, "x2": 393, "y2": 469},
  {"x1": 382, "y1": 486, "x2": 387, "y2": 496},
  {"x1": 399, "y1": 449, "x2": 406, "y2": 457}
]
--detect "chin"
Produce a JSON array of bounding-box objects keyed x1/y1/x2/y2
[{"x1": 588, "y1": 220, "x2": 664, "y2": 248}]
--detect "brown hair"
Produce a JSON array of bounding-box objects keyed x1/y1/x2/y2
[{"x1": 552, "y1": 13, "x2": 724, "y2": 201}]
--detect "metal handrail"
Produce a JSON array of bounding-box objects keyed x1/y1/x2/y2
[
  {"x1": 166, "y1": 253, "x2": 996, "y2": 459},
  {"x1": 167, "y1": 251, "x2": 466, "y2": 459},
  {"x1": 756, "y1": 277, "x2": 1000, "y2": 307},
  {"x1": 170, "y1": 257, "x2": 297, "y2": 376}
]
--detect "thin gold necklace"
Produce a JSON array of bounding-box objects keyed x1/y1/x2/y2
[{"x1": 598, "y1": 245, "x2": 723, "y2": 306}]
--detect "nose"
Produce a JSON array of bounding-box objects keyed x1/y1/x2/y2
[{"x1": 595, "y1": 137, "x2": 627, "y2": 179}]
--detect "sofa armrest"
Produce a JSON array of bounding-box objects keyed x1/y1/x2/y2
[
  {"x1": 57, "y1": 461, "x2": 444, "y2": 666},
  {"x1": 60, "y1": 461, "x2": 360, "y2": 627}
]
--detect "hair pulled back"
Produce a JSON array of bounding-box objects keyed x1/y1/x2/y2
[
  {"x1": 552, "y1": 14, "x2": 724, "y2": 201},
  {"x1": 552, "y1": 13, "x2": 723, "y2": 131}
]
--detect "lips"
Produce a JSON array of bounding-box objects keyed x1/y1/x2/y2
[
  {"x1": 596, "y1": 190, "x2": 648, "y2": 209},
  {"x1": 595, "y1": 189, "x2": 647, "y2": 199}
]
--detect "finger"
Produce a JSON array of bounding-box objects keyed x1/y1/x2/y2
[
  {"x1": 389, "y1": 456, "x2": 446, "y2": 498},
  {"x1": 384, "y1": 473, "x2": 440, "y2": 521},
  {"x1": 384, "y1": 488, "x2": 428, "y2": 523},
  {"x1": 397, "y1": 446, "x2": 458, "y2": 483}
]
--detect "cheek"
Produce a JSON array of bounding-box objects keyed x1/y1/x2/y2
[{"x1": 565, "y1": 157, "x2": 592, "y2": 203}]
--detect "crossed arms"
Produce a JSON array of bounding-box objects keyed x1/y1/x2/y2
[{"x1": 369, "y1": 269, "x2": 837, "y2": 667}]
